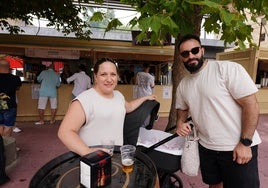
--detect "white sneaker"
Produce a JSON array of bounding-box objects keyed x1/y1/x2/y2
[
  {"x1": 13, "y1": 127, "x2": 22, "y2": 133},
  {"x1": 35, "y1": 121, "x2": 44, "y2": 125}
]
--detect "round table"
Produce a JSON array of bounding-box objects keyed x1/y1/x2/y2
[{"x1": 29, "y1": 146, "x2": 158, "y2": 188}]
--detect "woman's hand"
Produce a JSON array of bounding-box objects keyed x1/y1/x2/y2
[{"x1": 145, "y1": 95, "x2": 157, "y2": 101}]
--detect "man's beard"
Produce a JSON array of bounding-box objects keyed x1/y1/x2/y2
[{"x1": 183, "y1": 56, "x2": 204, "y2": 73}]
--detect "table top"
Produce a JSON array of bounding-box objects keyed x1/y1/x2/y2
[{"x1": 29, "y1": 146, "x2": 158, "y2": 188}]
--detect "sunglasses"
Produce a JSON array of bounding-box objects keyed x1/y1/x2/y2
[{"x1": 180, "y1": 47, "x2": 201, "y2": 58}]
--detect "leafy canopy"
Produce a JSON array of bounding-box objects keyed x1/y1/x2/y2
[
  {"x1": 1, "y1": 0, "x2": 268, "y2": 48},
  {"x1": 119, "y1": 0, "x2": 268, "y2": 48}
]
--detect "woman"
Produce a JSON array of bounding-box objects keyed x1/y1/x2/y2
[{"x1": 58, "y1": 58, "x2": 157, "y2": 156}]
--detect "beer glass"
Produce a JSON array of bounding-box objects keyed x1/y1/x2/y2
[
  {"x1": 101, "y1": 140, "x2": 115, "y2": 156},
  {"x1": 120, "y1": 145, "x2": 136, "y2": 173}
]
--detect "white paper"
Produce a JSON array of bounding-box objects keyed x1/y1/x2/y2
[
  {"x1": 80, "y1": 161, "x2": 91, "y2": 188},
  {"x1": 137, "y1": 127, "x2": 185, "y2": 155},
  {"x1": 31, "y1": 85, "x2": 40, "y2": 99},
  {"x1": 133, "y1": 85, "x2": 138, "y2": 99},
  {"x1": 162, "y1": 86, "x2": 171, "y2": 99}
]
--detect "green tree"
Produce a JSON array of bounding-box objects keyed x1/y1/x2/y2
[
  {"x1": 1, "y1": 0, "x2": 268, "y2": 128},
  {"x1": 116, "y1": 0, "x2": 268, "y2": 129},
  {"x1": 0, "y1": 0, "x2": 94, "y2": 39}
]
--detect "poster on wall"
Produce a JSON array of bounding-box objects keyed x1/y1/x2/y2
[
  {"x1": 133, "y1": 86, "x2": 138, "y2": 99},
  {"x1": 163, "y1": 86, "x2": 172, "y2": 99},
  {"x1": 31, "y1": 85, "x2": 40, "y2": 99}
]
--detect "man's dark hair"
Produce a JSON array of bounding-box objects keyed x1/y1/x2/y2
[
  {"x1": 178, "y1": 34, "x2": 201, "y2": 48},
  {"x1": 143, "y1": 63, "x2": 150, "y2": 68},
  {"x1": 79, "y1": 64, "x2": 86, "y2": 72}
]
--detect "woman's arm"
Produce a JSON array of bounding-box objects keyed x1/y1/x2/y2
[
  {"x1": 58, "y1": 100, "x2": 101, "y2": 156},
  {"x1": 125, "y1": 95, "x2": 157, "y2": 113}
]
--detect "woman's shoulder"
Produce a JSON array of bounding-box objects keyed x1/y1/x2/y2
[
  {"x1": 77, "y1": 88, "x2": 95, "y2": 98},
  {"x1": 114, "y1": 90, "x2": 124, "y2": 97}
]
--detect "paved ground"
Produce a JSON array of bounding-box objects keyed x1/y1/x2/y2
[{"x1": 3, "y1": 114, "x2": 268, "y2": 188}]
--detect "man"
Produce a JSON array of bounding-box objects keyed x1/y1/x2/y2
[
  {"x1": 0, "y1": 55, "x2": 22, "y2": 136},
  {"x1": 176, "y1": 34, "x2": 261, "y2": 188},
  {"x1": 60, "y1": 64, "x2": 72, "y2": 84},
  {"x1": 136, "y1": 63, "x2": 155, "y2": 98},
  {"x1": 66, "y1": 64, "x2": 91, "y2": 99},
  {"x1": 36, "y1": 63, "x2": 60, "y2": 125}
]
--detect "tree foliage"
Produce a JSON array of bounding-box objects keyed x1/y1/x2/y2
[
  {"x1": 1, "y1": 0, "x2": 267, "y2": 47},
  {"x1": 0, "y1": 0, "x2": 93, "y2": 39},
  {"x1": 119, "y1": 0, "x2": 268, "y2": 48}
]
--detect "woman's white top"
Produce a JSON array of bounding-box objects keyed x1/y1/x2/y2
[{"x1": 76, "y1": 88, "x2": 126, "y2": 146}]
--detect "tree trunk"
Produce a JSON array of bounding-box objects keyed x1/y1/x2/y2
[
  {"x1": 165, "y1": 5, "x2": 203, "y2": 132},
  {"x1": 166, "y1": 36, "x2": 187, "y2": 131}
]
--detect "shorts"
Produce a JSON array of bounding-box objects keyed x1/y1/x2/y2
[
  {"x1": 38, "y1": 97, "x2": 57, "y2": 109},
  {"x1": 0, "y1": 108, "x2": 17, "y2": 127},
  {"x1": 199, "y1": 144, "x2": 259, "y2": 188}
]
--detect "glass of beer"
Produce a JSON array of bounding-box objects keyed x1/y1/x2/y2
[
  {"x1": 120, "y1": 145, "x2": 136, "y2": 173},
  {"x1": 101, "y1": 140, "x2": 115, "y2": 156}
]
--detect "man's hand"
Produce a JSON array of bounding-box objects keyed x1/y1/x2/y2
[
  {"x1": 176, "y1": 122, "x2": 192, "y2": 136},
  {"x1": 233, "y1": 143, "x2": 252, "y2": 164}
]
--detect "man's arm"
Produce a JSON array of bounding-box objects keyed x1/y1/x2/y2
[
  {"x1": 233, "y1": 93, "x2": 259, "y2": 164},
  {"x1": 176, "y1": 109, "x2": 191, "y2": 136},
  {"x1": 235, "y1": 93, "x2": 259, "y2": 140}
]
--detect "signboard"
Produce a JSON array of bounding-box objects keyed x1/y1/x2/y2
[{"x1": 25, "y1": 48, "x2": 80, "y2": 59}]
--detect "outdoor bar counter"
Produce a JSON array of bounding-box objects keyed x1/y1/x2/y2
[
  {"x1": 16, "y1": 84, "x2": 172, "y2": 121},
  {"x1": 16, "y1": 82, "x2": 268, "y2": 122}
]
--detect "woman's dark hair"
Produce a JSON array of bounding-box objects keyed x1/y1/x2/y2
[
  {"x1": 178, "y1": 34, "x2": 201, "y2": 48},
  {"x1": 93, "y1": 58, "x2": 119, "y2": 74}
]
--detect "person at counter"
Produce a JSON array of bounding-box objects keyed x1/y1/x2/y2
[
  {"x1": 0, "y1": 55, "x2": 22, "y2": 136},
  {"x1": 124, "y1": 65, "x2": 135, "y2": 84},
  {"x1": 66, "y1": 64, "x2": 92, "y2": 99},
  {"x1": 60, "y1": 64, "x2": 72, "y2": 84},
  {"x1": 35, "y1": 63, "x2": 61, "y2": 125},
  {"x1": 136, "y1": 63, "x2": 155, "y2": 98},
  {"x1": 58, "y1": 58, "x2": 157, "y2": 156}
]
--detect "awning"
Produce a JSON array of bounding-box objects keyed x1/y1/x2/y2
[{"x1": 5, "y1": 56, "x2": 24, "y2": 68}]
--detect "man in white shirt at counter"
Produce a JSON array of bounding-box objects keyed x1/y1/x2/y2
[
  {"x1": 136, "y1": 63, "x2": 155, "y2": 98},
  {"x1": 66, "y1": 64, "x2": 92, "y2": 99}
]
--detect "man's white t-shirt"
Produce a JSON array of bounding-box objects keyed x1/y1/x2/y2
[
  {"x1": 76, "y1": 88, "x2": 126, "y2": 146},
  {"x1": 66, "y1": 71, "x2": 92, "y2": 97},
  {"x1": 176, "y1": 60, "x2": 261, "y2": 151},
  {"x1": 136, "y1": 72, "x2": 155, "y2": 98}
]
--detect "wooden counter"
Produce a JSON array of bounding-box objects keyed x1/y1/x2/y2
[
  {"x1": 16, "y1": 83, "x2": 267, "y2": 121},
  {"x1": 16, "y1": 84, "x2": 172, "y2": 121},
  {"x1": 16, "y1": 84, "x2": 73, "y2": 121},
  {"x1": 256, "y1": 87, "x2": 268, "y2": 114}
]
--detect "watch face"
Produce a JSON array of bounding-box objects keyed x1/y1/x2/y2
[{"x1": 240, "y1": 138, "x2": 252, "y2": 146}]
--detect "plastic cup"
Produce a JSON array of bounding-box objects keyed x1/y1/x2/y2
[
  {"x1": 120, "y1": 145, "x2": 136, "y2": 173},
  {"x1": 101, "y1": 140, "x2": 115, "y2": 156}
]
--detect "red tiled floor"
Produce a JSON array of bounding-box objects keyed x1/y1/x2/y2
[{"x1": 3, "y1": 114, "x2": 268, "y2": 188}]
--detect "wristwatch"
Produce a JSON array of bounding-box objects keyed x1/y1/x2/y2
[{"x1": 240, "y1": 138, "x2": 252, "y2": 146}]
